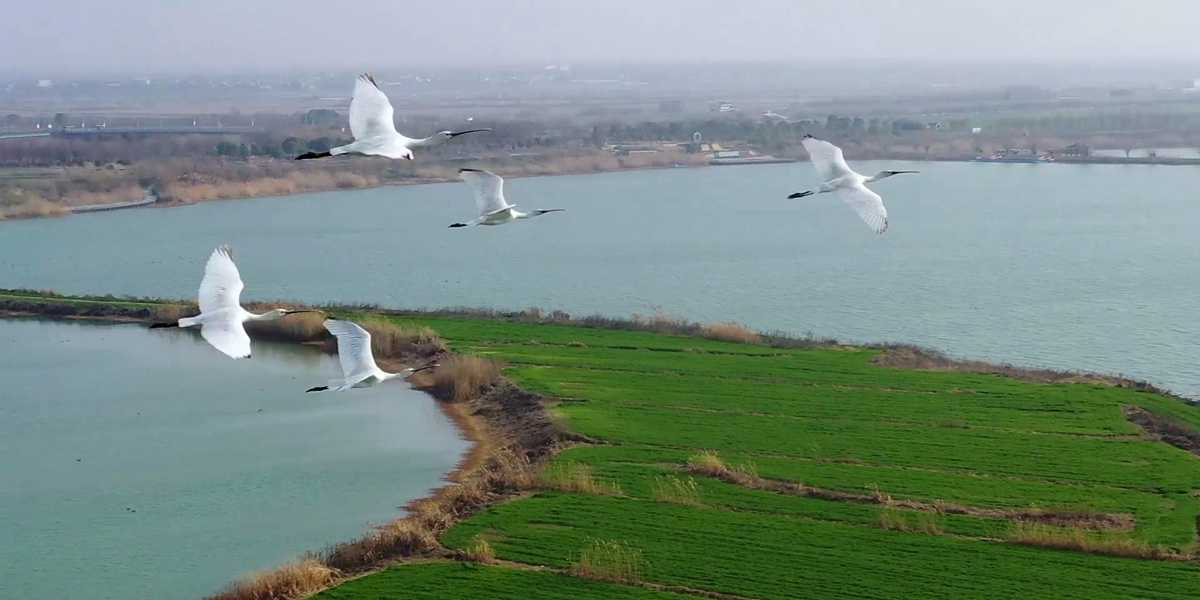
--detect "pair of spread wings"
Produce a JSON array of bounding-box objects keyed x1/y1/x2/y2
[
  {"x1": 459, "y1": 168, "x2": 514, "y2": 216},
  {"x1": 802, "y1": 137, "x2": 888, "y2": 234},
  {"x1": 196, "y1": 246, "x2": 251, "y2": 359}
]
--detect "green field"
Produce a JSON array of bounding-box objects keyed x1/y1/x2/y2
[
  {"x1": 5, "y1": 294, "x2": 1200, "y2": 598},
  {"x1": 310, "y1": 313, "x2": 1200, "y2": 599}
]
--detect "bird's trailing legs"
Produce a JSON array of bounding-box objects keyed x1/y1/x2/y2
[
  {"x1": 305, "y1": 385, "x2": 329, "y2": 393},
  {"x1": 787, "y1": 191, "x2": 814, "y2": 199},
  {"x1": 295, "y1": 151, "x2": 332, "y2": 160},
  {"x1": 149, "y1": 322, "x2": 179, "y2": 329}
]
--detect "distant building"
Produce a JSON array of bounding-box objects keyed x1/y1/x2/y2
[
  {"x1": 971, "y1": 127, "x2": 982, "y2": 134},
  {"x1": 37, "y1": 79, "x2": 53, "y2": 88},
  {"x1": 712, "y1": 102, "x2": 738, "y2": 113},
  {"x1": 926, "y1": 122, "x2": 942, "y2": 129},
  {"x1": 1062, "y1": 143, "x2": 1090, "y2": 157}
]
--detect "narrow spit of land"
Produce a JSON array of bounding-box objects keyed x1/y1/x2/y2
[{"x1": 3, "y1": 290, "x2": 1200, "y2": 599}]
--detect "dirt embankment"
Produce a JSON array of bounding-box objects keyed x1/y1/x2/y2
[{"x1": 1123, "y1": 406, "x2": 1200, "y2": 458}]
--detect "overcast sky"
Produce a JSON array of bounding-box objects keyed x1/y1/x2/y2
[{"x1": 5, "y1": 0, "x2": 1200, "y2": 75}]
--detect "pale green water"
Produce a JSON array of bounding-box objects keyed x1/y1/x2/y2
[
  {"x1": 0, "y1": 161, "x2": 1197, "y2": 399},
  {"x1": 0, "y1": 318, "x2": 469, "y2": 600}
]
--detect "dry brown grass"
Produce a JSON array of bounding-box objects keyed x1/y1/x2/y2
[
  {"x1": 649, "y1": 475, "x2": 700, "y2": 505},
  {"x1": 538, "y1": 461, "x2": 623, "y2": 496},
  {"x1": 569, "y1": 538, "x2": 646, "y2": 584},
  {"x1": 877, "y1": 508, "x2": 910, "y2": 531},
  {"x1": 462, "y1": 534, "x2": 496, "y2": 564},
  {"x1": 699, "y1": 321, "x2": 761, "y2": 344},
  {"x1": 150, "y1": 303, "x2": 194, "y2": 323},
  {"x1": 684, "y1": 451, "x2": 756, "y2": 485},
  {"x1": 417, "y1": 355, "x2": 504, "y2": 402},
  {"x1": 684, "y1": 450, "x2": 727, "y2": 478},
  {"x1": 321, "y1": 519, "x2": 440, "y2": 572},
  {"x1": 209, "y1": 558, "x2": 337, "y2": 600},
  {"x1": 357, "y1": 317, "x2": 446, "y2": 358},
  {"x1": 0, "y1": 191, "x2": 69, "y2": 219},
  {"x1": 1006, "y1": 523, "x2": 1176, "y2": 560},
  {"x1": 243, "y1": 310, "x2": 327, "y2": 343}
]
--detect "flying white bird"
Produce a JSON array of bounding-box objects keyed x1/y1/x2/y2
[
  {"x1": 305, "y1": 319, "x2": 437, "y2": 392},
  {"x1": 788, "y1": 135, "x2": 917, "y2": 234},
  {"x1": 150, "y1": 246, "x2": 319, "y2": 359},
  {"x1": 449, "y1": 169, "x2": 565, "y2": 228},
  {"x1": 295, "y1": 73, "x2": 489, "y2": 161}
]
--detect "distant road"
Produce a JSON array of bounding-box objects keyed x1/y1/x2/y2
[
  {"x1": 68, "y1": 193, "x2": 157, "y2": 214},
  {"x1": 0, "y1": 126, "x2": 265, "y2": 139}
]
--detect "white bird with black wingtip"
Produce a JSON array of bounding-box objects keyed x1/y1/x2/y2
[
  {"x1": 787, "y1": 135, "x2": 918, "y2": 234},
  {"x1": 295, "y1": 73, "x2": 489, "y2": 161},
  {"x1": 449, "y1": 168, "x2": 565, "y2": 228},
  {"x1": 305, "y1": 319, "x2": 438, "y2": 393},
  {"x1": 150, "y1": 246, "x2": 320, "y2": 359}
]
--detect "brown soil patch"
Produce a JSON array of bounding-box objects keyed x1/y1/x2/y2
[{"x1": 1123, "y1": 406, "x2": 1200, "y2": 458}]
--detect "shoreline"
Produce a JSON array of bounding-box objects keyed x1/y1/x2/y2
[
  {"x1": 0, "y1": 294, "x2": 565, "y2": 599},
  {"x1": 4, "y1": 151, "x2": 1196, "y2": 222}
]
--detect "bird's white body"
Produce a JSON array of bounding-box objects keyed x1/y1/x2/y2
[
  {"x1": 310, "y1": 319, "x2": 427, "y2": 392},
  {"x1": 169, "y1": 246, "x2": 301, "y2": 359},
  {"x1": 322, "y1": 74, "x2": 488, "y2": 161},
  {"x1": 451, "y1": 169, "x2": 564, "y2": 228},
  {"x1": 791, "y1": 136, "x2": 917, "y2": 234}
]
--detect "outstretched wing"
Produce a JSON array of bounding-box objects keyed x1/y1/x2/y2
[
  {"x1": 324, "y1": 319, "x2": 379, "y2": 378},
  {"x1": 459, "y1": 169, "x2": 512, "y2": 216},
  {"x1": 349, "y1": 73, "x2": 398, "y2": 141},
  {"x1": 200, "y1": 315, "x2": 252, "y2": 359},
  {"x1": 835, "y1": 182, "x2": 889, "y2": 234},
  {"x1": 802, "y1": 136, "x2": 853, "y2": 182},
  {"x1": 198, "y1": 245, "x2": 244, "y2": 315}
]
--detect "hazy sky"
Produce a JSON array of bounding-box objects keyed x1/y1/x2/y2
[{"x1": 5, "y1": 0, "x2": 1200, "y2": 75}]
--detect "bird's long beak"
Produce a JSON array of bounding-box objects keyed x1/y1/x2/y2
[
  {"x1": 893, "y1": 170, "x2": 920, "y2": 174},
  {"x1": 409, "y1": 363, "x2": 440, "y2": 374},
  {"x1": 284, "y1": 310, "x2": 323, "y2": 316},
  {"x1": 541, "y1": 209, "x2": 566, "y2": 213},
  {"x1": 448, "y1": 128, "x2": 491, "y2": 138}
]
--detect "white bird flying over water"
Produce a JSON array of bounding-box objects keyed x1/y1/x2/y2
[
  {"x1": 449, "y1": 168, "x2": 565, "y2": 228},
  {"x1": 150, "y1": 246, "x2": 319, "y2": 359},
  {"x1": 787, "y1": 135, "x2": 918, "y2": 234},
  {"x1": 305, "y1": 319, "x2": 437, "y2": 393},
  {"x1": 295, "y1": 73, "x2": 489, "y2": 161}
]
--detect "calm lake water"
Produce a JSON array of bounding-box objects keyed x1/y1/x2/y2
[
  {"x1": 1, "y1": 161, "x2": 1198, "y2": 399},
  {"x1": 0, "y1": 318, "x2": 469, "y2": 600}
]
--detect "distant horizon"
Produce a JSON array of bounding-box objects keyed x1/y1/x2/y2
[
  {"x1": 6, "y1": 0, "x2": 1200, "y2": 76},
  {"x1": 4, "y1": 58, "x2": 1200, "y2": 82}
]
